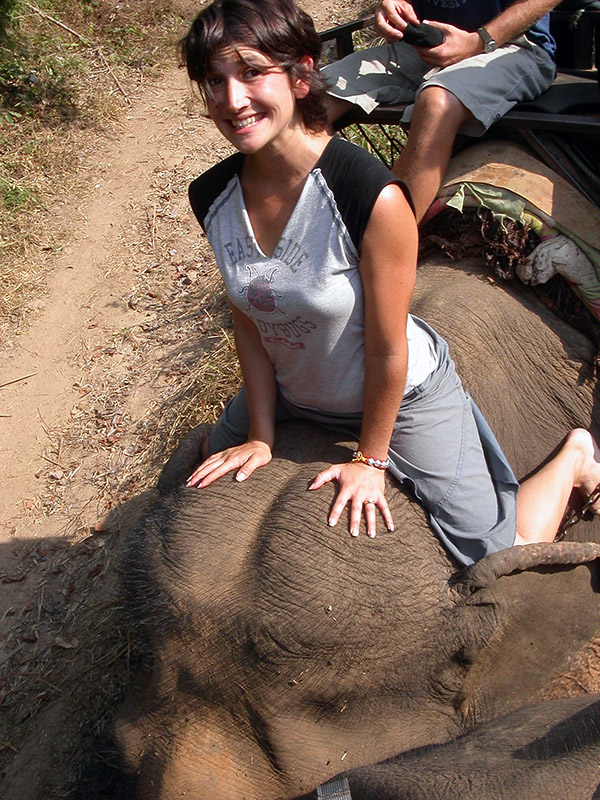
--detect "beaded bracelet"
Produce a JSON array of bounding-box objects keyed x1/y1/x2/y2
[{"x1": 352, "y1": 450, "x2": 389, "y2": 470}]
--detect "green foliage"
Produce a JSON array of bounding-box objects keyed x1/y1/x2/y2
[
  {"x1": 0, "y1": 43, "x2": 81, "y2": 124},
  {"x1": 0, "y1": 173, "x2": 31, "y2": 210},
  {"x1": 342, "y1": 124, "x2": 407, "y2": 170},
  {"x1": 0, "y1": 0, "x2": 198, "y2": 287},
  {"x1": 0, "y1": 0, "x2": 19, "y2": 42}
]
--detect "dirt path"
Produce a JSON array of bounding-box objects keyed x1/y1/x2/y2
[
  {"x1": 0, "y1": 63, "x2": 210, "y2": 614},
  {"x1": 0, "y1": 3, "x2": 354, "y2": 795},
  {"x1": 0, "y1": 0, "x2": 353, "y2": 545},
  {"x1": 1, "y1": 70, "x2": 190, "y2": 535},
  {"x1": 0, "y1": 64, "x2": 214, "y2": 797}
]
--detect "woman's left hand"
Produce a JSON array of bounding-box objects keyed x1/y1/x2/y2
[{"x1": 309, "y1": 462, "x2": 394, "y2": 538}]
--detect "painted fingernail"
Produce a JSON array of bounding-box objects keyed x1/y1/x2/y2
[
  {"x1": 351, "y1": 529, "x2": 359, "y2": 538},
  {"x1": 368, "y1": 531, "x2": 376, "y2": 539},
  {"x1": 329, "y1": 520, "x2": 336, "y2": 527},
  {"x1": 236, "y1": 473, "x2": 246, "y2": 482}
]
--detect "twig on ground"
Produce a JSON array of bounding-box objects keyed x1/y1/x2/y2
[
  {"x1": 23, "y1": 3, "x2": 131, "y2": 104},
  {"x1": 96, "y1": 47, "x2": 132, "y2": 105},
  {"x1": 0, "y1": 372, "x2": 37, "y2": 390},
  {"x1": 23, "y1": 3, "x2": 89, "y2": 45},
  {"x1": 40, "y1": 454, "x2": 64, "y2": 469},
  {"x1": 0, "y1": 643, "x2": 25, "y2": 668}
]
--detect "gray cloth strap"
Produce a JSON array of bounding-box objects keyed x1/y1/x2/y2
[{"x1": 317, "y1": 777, "x2": 352, "y2": 799}]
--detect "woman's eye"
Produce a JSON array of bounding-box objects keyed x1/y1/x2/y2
[
  {"x1": 243, "y1": 67, "x2": 262, "y2": 79},
  {"x1": 207, "y1": 75, "x2": 222, "y2": 89}
]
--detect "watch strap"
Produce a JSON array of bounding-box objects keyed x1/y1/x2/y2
[{"x1": 477, "y1": 26, "x2": 497, "y2": 53}]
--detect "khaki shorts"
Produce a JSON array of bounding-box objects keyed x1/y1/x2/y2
[{"x1": 322, "y1": 35, "x2": 556, "y2": 136}]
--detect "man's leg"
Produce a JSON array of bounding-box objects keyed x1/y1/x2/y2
[
  {"x1": 325, "y1": 95, "x2": 355, "y2": 133},
  {"x1": 395, "y1": 40, "x2": 556, "y2": 222},
  {"x1": 392, "y1": 85, "x2": 472, "y2": 223}
]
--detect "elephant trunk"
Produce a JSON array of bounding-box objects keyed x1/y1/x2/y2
[{"x1": 453, "y1": 541, "x2": 600, "y2": 595}]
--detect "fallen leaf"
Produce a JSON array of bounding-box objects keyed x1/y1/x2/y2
[{"x1": 54, "y1": 635, "x2": 78, "y2": 649}]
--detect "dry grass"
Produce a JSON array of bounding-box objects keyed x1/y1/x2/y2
[
  {"x1": 0, "y1": 0, "x2": 200, "y2": 340},
  {"x1": 0, "y1": 5, "x2": 395, "y2": 793},
  {"x1": 0, "y1": 126, "x2": 244, "y2": 799}
]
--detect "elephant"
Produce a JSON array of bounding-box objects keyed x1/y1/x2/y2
[
  {"x1": 115, "y1": 257, "x2": 600, "y2": 799},
  {"x1": 300, "y1": 694, "x2": 600, "y2": 800}
]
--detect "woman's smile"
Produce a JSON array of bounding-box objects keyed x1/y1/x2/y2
[
  {"x1": 206, "y1": 46, "x2": 301, "y2": 154},
  {"x1": 229, "y1": 112, "x2": 267, "y2": 130}
]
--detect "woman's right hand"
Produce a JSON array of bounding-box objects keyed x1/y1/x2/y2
[
  {"x1": 374, "y1": 0, "x2": 420, "y2": 41},
  {"x1": 186, "y1": 440, "x2": 272, "y2": 489}
]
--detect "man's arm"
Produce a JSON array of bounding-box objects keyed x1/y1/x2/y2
[
  {"x1": 416, "y1": 0, "x2": 560, "y2": 69},
  {"x1": 485, "y1": 0, "x2": 560, "y2": 49}
]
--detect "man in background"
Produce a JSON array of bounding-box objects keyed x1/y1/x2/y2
[{"x1": 324, "y1": 0, "x2": 559, "y2": 221}]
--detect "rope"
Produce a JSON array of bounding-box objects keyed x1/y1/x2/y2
[{"x1": 317, "y1": 776, "x2": 353, "y2": 799}]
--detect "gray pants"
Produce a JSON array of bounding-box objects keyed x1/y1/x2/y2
[{"x1": 209, "y1": 320, "x2": 518, "y2": 566}]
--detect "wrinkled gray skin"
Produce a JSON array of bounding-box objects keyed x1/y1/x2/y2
[
  {"x1": 116, "y1": 259, "x2": 600, "y2": 800},
  {"x1": 300, "y1": 694, "x2": 600, "y2": 800}
]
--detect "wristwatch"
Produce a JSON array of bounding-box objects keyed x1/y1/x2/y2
[{"x1": 477, "y1": 26, "x2": 497, "y2": 53}]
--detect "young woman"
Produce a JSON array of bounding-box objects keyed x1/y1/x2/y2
[{"x1": 179, "y1": 0, "x2": 600, "y2": 566}]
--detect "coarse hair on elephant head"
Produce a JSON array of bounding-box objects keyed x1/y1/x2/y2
[
  {"x1": 297, "y1": 694, "x2": 600, "y2": 800},
  {"x1": 114, "y1": 257, "x2": 600, "y2": 799},
  {"x1": 115, "y1": 418, "x2": 600, "y2": 799}
]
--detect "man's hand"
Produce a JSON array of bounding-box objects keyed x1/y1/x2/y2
[
  {"x1": 374, "y1": 0, "x2": 420, "y2": 41},
  {"x1": 414, "y1": 21, "x2": 482, "y2": 67}
]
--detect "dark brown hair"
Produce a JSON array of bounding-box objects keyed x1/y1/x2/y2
[{"x1": 179, "y1": 0, "x2": 328, "y2": 132}]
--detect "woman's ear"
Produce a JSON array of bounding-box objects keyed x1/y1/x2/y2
[{"x1": 292, "y1": 55, "x2": 313, "y2": 99}]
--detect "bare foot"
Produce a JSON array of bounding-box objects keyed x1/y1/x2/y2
[{"x1": 569, "y1": 428, "x2": 600, "y2": 513}]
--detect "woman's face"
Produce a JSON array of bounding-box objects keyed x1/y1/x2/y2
[{"x1": 205, "y1": 46, "x2": 308, "y2": 155}]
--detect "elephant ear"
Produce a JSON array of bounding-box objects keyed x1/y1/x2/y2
[
  {"x1": 157, "y1": 423, "x2": 212, "y2": 495},
  {"x1": 448, "y1": 542, "x2": 600, "y2": 730}
]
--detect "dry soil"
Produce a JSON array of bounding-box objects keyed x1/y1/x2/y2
[{"x1": 0, "y1": 1, "x2": 355, "y2": 795}]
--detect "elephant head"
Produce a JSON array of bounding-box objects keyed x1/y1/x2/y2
[{"x1": 115, "y1": 257, "x2": 600, "y2": 798}]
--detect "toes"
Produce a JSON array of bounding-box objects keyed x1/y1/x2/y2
[{"x1": 582, "y1": 482, "x2": 600, "y2": 516}]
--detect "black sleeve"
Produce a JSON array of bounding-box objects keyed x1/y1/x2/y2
[
  {"x1": 317, "y1": 137, "x2": 415, "y2": 252},
  {"x1": 188, "y1": 152, "x2": 245, "y2": 231}
]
